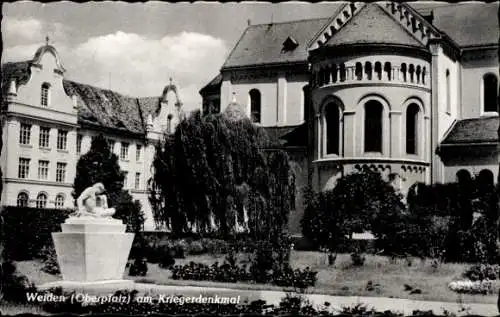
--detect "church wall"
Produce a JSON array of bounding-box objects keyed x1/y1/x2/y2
[
  {"x1": 460, "y1": 53, "x2": 499, "y2": 119},
  {"x1": 312, "y1": 84, "x2": 431, "y2": 161},
  {"x1": 442, "y1": 148, "x2": 498, "y2": 183},
  {"x1": 436, "y1": 50, "x2": 459, "y2": 141}
]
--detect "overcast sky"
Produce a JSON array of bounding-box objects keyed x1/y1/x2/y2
[{"x1": 2, "y1": 1, "x2": 451, "y2": 112}]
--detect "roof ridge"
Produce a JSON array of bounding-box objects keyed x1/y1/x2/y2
[
  {"x1": 249, "y1": 16, "x2": 330, "y2": 27},
  {"x1": 63, "y1": 78, "x2": 144, "y2": 99}
]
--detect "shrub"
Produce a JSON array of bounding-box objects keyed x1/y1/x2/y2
[
  {"x1": 0, "y1": 260, "x2": 37, "y2": 303},
  {"x1": 463, "y1": 264, "x2": 499, "y2": 281},
  {"x1": 40, "y1": 244, "x2": 60, "y2": 275},
  {"x1": 129, "y1": 257, "x2": 148, "y2": 276},
  {"x1": 188, "y1": 240, "x2": 205, "y2": 255},
  {"x1": 350, "y1": 251, "x2": 366, "y2": 267},
  {"x1": 158, "y1": 246, "x2": 176, "y2": 269},
  {"x1": 2, "y1": 207, "x2": 71, "y2": 260}
]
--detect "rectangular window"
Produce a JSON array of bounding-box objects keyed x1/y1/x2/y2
[
  {"x1": 19, "y1": 123, "x2": 31, "y2": 145},
  {"x1": 123, "y1": 171, "x2": 128, "y2": 188},
  {"x1": 136, "y1": 145, "x2": 142, "y2": 161},
  {"x1": 76, "y1": 134, "x2": 82, "y2": 154},
  {"x1": 56, "y1": 162, "x2": 66, "y2": 183},
  {"x1": 18, "y1": 158, "x2": 30, "y2": 179},
  {"x1": 41, "y1": 83, "x2": 50, "y2": 106},
  {"x1": 57, "y1": 130, "x2": 68, "y2": 150},
  {"x1": 120, "y1": 142, "x2": 129, "y2": 160},
  {"x1": 39, "y1": 127, "x2": 50, "y2": 148},
  {"x1": 38, "y1": 160, "x2": 49, "y2": 180},
  {"x1": 135, "y1": 172, "x2": 141, "y2": 189}
]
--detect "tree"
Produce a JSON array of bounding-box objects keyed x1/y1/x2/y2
[
  {"x1": 149, "y1": 110, "x2": 295, "y2": 246},
  {"x1": 302, "y1": 170, "x2": 405, "y2": 253},
  {"x1": 72, "y1": 134, "x2": 144, "y2": 232}
]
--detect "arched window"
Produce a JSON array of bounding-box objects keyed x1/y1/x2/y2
[
  {"x1": 477, "y1": 169, "x2": 494, "y2": 188},
  {"x1": 36, "y1": 193, "x2": 47, "y2": 209},
  {"x1": 384, "y1": 62, "x2": 392, "y2": 80},
  {"x1": 364, "y1": 62, "x2": 373, "y2": 80},
  {"x1": 483, "y1": 74, "x2": 498, "y2": 113},
  {"x1": 355, "y1": 62, "x2": 363, "y2": 80},
  {"x1": 249, "y1": 89, "x2": 261, "y2": 123},
  {"x1": 364, "y1": 100, "x2": 383, "y2": 152},
  {"x1": 456, "y1": 169, "x2": 472, "y2": 184},
  {"x1": 422, "y1": 67, "x2": 427, "y2": 85},
  {"x1": 332, "y1": 64, "x2": 338, "y2": 83},
  {"x1": 17, "y1": 192, "x2": 29, "y2": 207},
  {"x1": 446, "y1": 69, "x2": 451, "y2": 113},
  {"x1": 416, "y1": 66, "x2": 422, "y2": 84},
  {"x1": 41, "y1": 83, "x2": 50, "y2": 107},
  {"x1": 406, "y1": 103, "x2": 419, "y2": 154},
  {"x1": 55, "y1": 194, "x2": 65, "y2": 209},
  {"x1": 339, "y1": 63, "x2": 346, "y2": 82},
  {"x1": 409, "y1": 64, "x2": 415, "y2": 82},
  {"x1": 374, "y1": 62, "x2": 382, "y2": 80},
  {"x1": 325, "y1": 103, "x2": 340, "y2": 155},
  {"x1": 401, "y1": 63, "x2": 407, "y2": 82}
]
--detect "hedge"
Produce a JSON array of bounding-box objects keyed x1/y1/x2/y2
[{"x1": 2, "y1": 206, "x2": 72, "y2": 260}]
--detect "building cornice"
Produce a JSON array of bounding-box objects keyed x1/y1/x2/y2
[{"x1": 3, "y1": 178, "x2": 73, "y2": 188}]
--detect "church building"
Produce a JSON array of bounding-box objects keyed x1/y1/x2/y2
[{"x1": 200, "y1": 2, "x2": 499, "y2": 232}]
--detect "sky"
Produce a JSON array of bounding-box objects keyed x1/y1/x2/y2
[{"x1": 2, "y1": 1, "x2": 453, "y2": 112}]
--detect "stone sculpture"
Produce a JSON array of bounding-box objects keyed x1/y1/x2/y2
[{"x1": 74, "y1": 182, "x2": 115, "y2": 218}]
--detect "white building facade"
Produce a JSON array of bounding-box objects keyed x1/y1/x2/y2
[{"x1": 1, "y1": 45, "x2": 184, "y2": 231}]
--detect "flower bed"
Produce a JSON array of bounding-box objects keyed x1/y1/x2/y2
[
  {"x1": 447, "y1": 279, "x2": 494, "y2": 295},
  {"x1": 170, "y1": 261, "x2": 317, "y2": 289}
]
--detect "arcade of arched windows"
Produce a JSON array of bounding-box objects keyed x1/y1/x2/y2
[
  {"x1": 320, "y1": 96, "x2": 425, "y2": 158},
  {"x1": 313, "y1": 61, "x2": 428, "y2": 87}
]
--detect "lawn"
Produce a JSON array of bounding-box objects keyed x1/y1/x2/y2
[{"x1": 13, "y1": 251, "x2": 499, "y2": 305}]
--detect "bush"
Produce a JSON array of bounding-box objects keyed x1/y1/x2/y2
[
  {"x1": 0, "y1": 260, "x2": 37, "y2": 303},
  {"x1": 463, "y1": 264, "x2": 499, "y2": 281},
  {"x1": 2, "y1": 207, "x2": 72, "y2": 260},
  {"x1": 40, "y1": 244, "x2": 60, "y2": 275},
  {"x1": 350, "y1": 251, "x2": 366, "y2": 267},
  {"x1": 129, "y1": 258, "x2": 148, "y2": 276},
  {"x1": 171, "y1": 252, "x2": 317, "y2": 288}
]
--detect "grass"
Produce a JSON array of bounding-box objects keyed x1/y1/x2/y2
[
  {"x1": 0, "y1": 302, "x2": 50, "y2": 315},
  {"x1": 14, "y1": 251, "x2": 499, "y2": 306}
]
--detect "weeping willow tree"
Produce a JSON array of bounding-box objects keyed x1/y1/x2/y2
[{"x1": 148, "y1": 110, "x2": 295, "y2": 244}]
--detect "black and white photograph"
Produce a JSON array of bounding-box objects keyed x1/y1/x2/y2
[{"x1": 1, "y1": 1, "x2": 499, "y2": 316}]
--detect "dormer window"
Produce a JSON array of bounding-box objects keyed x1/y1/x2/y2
[
  {"x1": 41, "y1": 82, "x2": 50, "y2": 107},
  {"x1": 282, "y1": 36, "x2": 299, "y2": 51}
]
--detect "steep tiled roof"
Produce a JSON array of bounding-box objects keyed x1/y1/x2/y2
[
  {"x1": 1, "y1": 61, "x2": 31, "y2": 104},
  {"x1": 63, "y1": 80, "x2": 146, "y2": 135},
  {"x1": 199, "y1": 73, "x2": 222, "y2": 95},
  {"x1": 222, "y1": 17, "x2": 330, "y2": 69},
  {"x1": 220, "y1": 3, "x2": 497, "y2": 69},
  {"x1": 325, "y1": 3, "x2": 423, "y2": 47},
  {"x1": 413, "y1": 2, "x2": 499, "y2": 47},
  {"x1": 441, "y1": 117, "x2": 499, "y2": 145},
  {"x1": 263, "y1": 124, "x2": 307, "y2": 148}
]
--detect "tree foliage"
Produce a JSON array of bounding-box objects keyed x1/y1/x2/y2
[
  {"x1": 72, "y1": 134, "x2": 144, "y2": 232},
  {"x1": 72, "y1": 134, "x2": 124, "y2": 207},
  {"x1": 149, "y1": 110, "x2": 295, "y2": 243},
  {"x1": 302, "y1": 170, "x2": 405, "y2": 252}
]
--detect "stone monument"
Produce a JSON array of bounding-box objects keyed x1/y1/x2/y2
[{"x1": 44, "y1": 183, "x2": 135, "y2": 288}]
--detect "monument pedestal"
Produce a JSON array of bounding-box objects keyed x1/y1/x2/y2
[{"x1": 41, "y1": 217, "x2": 134, "y2": 289}]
